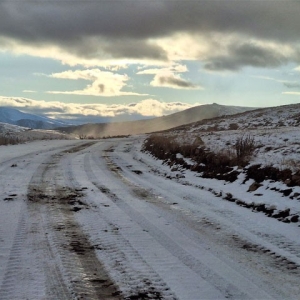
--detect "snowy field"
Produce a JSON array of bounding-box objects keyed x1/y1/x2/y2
[
  {"x1": 0, "y1": 137, "x2": 300, "y2": 299},
  {"x1": 167, "y1": 103, "x2": 300, "y2": 172},
  {"x1": 0, "y1": 122, "x2": 74, "y2": 143}
]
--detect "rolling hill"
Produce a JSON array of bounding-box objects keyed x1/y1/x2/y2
[{"x1": 58, "y1": 103, "x2": 255, "y2": 138}]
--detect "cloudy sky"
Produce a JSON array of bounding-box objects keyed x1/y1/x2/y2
[{"x1": 1, "y1": 0, "x2": 300, "y2": 120}]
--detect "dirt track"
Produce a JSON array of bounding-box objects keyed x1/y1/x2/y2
[
  {"x1": 1, "y1": 138, "x2": 300, "y2": 299},
  {"x1": 27, "y1": 142, "x2": 120, "y2": 299}
]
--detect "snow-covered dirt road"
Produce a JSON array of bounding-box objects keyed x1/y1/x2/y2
[{"x1": 0, "y1": 137, "x2": 300, "y2": 299}]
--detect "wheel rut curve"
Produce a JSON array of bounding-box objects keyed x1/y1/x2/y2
[
  {"x1": 81, "y1": 146, "x2": 276, "y2": 300},
  {"x1": 1, "y1": 141, "x2": 121, "y2": 300},
  {"x1": 92, "y1": 140, "x2": 300, "y2": 299}
]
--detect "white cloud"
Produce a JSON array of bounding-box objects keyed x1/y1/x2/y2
[
  {"x1": 0, "y1": 96, "x2": 198, "y2": 119},
  {"x1": 137, "y1": 63, "x2": 202, "y2": 90},
  {"x1": 48, "y1": 69, "x2": 147, "y2": 97},
  {"x1": 23, "y1": 90, "x2": 36, "y2": 93},
  {"x1": 137, "y1": 63, "x2": 188, "y2": 75},
  {"x1": 128, "y1": 99, "x2": 197, "y2": 117},
  {"x1": 283, "y1": 92, "x2": 300, "y2": 96},
  {"x1": 153, "y1": 33, "x2": 214, "y2": 62}
]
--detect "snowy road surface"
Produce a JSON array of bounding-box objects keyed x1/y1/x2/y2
[{"x1": 0, "y1": 137, "x2": 300, "y2": 299}]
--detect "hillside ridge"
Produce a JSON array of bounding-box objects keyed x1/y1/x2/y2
[{"x1": 58, "y1": 103, "x2": 255, "y2": 138}]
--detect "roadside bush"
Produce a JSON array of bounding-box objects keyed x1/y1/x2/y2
[
  {"x1": 143, "y1": 132, "x2": 300, "y2": 186},
  {"x1": 142, "y1": 135, "x2": 181, "y2": 160},
  {"x1": 143, "y1": 134, "x2": 239, "y2": 182},
  {"x1": 235, "y1": 134, "x2": 256, "y2": 163},
  {"x1": 229, "y1": 123, "x2": 239, "y2": 130}
]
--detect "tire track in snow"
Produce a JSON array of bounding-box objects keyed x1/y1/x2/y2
[
  {"x1": 112, "y1": 139, "x2": 300, "y2": 258},
  {"x1": 0, "y1": 210, "x2": 35, "y2": 299},
  {"x1": 0, "y1": 147, "x2": 70, "y2": 299},
  {"x1": 59, "y1": 141, "x2": 178, "y2": 299},
  {"x1": 110, "y1": 139, "x2": 300, "y2": 298},
  {"x1": 27, "y1": 142, "x2": 120, "y2": 299},
  {"x1": 72, "y1": 149, "x2": 177, "y2": 300},
  {"x1": 0, "y1": 141, "x2": 80, "y2": 171},
  {"x1": 81, "y1": 145, "x2": 276, "y2": 300},
  {"x1": 0, "y1": 141, "x2": 120, "y2": 299}
]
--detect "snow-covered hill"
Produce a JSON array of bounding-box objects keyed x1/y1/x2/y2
[
  {"x1": 0, "y1": 122, "x2": 74, "y2": 144},
  {"x1": 0, "y1": 107, "x2": 69, "y2": 129},
  {"x1": 164, "y1": 103, "x2": 300, "y2": 170},
  {"x1": 186, "y1": 103, "x2": 300, "y2": 131},
  {"x1": 143, "y1": 102, "x2": 300, "y2": 226}
]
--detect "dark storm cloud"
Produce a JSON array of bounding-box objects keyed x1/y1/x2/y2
[
  {"x1": 2, "y1": 1, "x2": 300, "y2": 42},
  {"x1": 102, "y1": 39, "x2": 167, "y2": 60},
  {"x1": 158, "y1": 76, "x2": 197, "y2": 89},
  {"x1": 204, "y1": 42, "x2": 291, "y2": 71},
  {"x1": 1, "y1": 0, "x2": 300, "y2": 66},
  {"x1": 283, "y1": 82, "x2": 300, "y2": 89}
]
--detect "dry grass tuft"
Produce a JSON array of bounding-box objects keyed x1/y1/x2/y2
[
  {"x1": 0, "y1": 135, "x2": 22, "y2": 146},
  {"x1": 235, "y1": 134, "x2": 256, "y2": 164}
]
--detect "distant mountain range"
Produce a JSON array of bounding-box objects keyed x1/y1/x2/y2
[
  {"x1": 0, "y1": 104, "x2": 255, "y2": 135},
  {"x1": 0, "y1": 107, "x2": 69, "y2": 129},
  {"x1": 58, "y1": 103, "x2": 255, "y2": 138},
  {"x1": 0, "y1": 107, "x2": 152, "y2": 130}
]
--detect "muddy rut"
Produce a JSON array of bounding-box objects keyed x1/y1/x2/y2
[{"x1": 26, "y1": 142, "x2": 120, "y2": 299}]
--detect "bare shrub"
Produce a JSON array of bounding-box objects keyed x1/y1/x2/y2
[
  {"x1": 235, "y1": 134, "x2": 256, "y2": 163},
  {"x1": 143, "y1": 133, "x2": 241, "y2": 181},
  {"x1": 143, "y1": 134, "x2": 207, "y2": 161},
  {"x1": 142, "y1": 135, "x2": 181, "y2": 159},
  {"x1": 0, "y1": 135, "x2": 22, "y2": 145},
  {"x1": 218, "y1": 148, "x2": 236, "y2": 162},
  {"x1": 229, "y1": 123, "x2": 239, "y2": 130}
]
